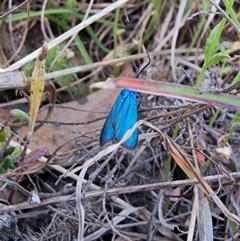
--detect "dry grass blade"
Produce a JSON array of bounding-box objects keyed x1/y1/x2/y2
[
  {"x1": 143, "y1": 120, "x2": 240, "y2": 225},
  {"x1": 187, "y1": 186, "x2": 197, "y2": 241},
  {"x1": 188, "y1": 115, "x2": 213, "y2": 241},
  {"x1": 171, "y1": 0, "x2": 189, "y2": 80},
  {"x1": 29, "y1": 42, "x2": 47, "y2": 134},
  {"x1": 157, "y1": 189, "x2": 178, "y2": 231},
  {"x1": 197, "y1": 190, "x2": 213, "y2": 241},
  {"x1": 76, "y1": 165, "x2": 86, "y2": 241}
]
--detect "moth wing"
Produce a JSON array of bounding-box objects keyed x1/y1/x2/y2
[
  {"x1": 115, "y1": 90, "x2": 138, "y2": 149},
  {"x1": 100, "y1": 91, "x2": 125, "y2": 146}
]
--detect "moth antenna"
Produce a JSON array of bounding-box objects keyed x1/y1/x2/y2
[{"x1": 136, "y1": 50, "x2": 151, "y2": 78}]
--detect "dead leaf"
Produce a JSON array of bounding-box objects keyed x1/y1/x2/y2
[
  {"x1": 216, "y1": 146, "x2": 231, "y2": 159},
  {"x1": 14, "y1": 89, "x2": 120, "y2": 151},
  {"x1": 195, "y1": 143, "x2": 205, "y2": 167}
]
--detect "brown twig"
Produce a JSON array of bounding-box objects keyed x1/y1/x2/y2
[{"x1": 0, "y1": 171, "x2": 240, "y2": 214}]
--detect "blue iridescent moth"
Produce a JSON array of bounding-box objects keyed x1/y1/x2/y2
[
  {"x1": 100, "y1": 53, "x2": 150, "y2": 149},
  {"x1": 100, "y1": 89, "x2": 138, "y2": 149}
]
